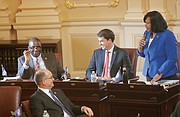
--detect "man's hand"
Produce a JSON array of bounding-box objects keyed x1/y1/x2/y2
[
  {"x1": 23, "y1": 50, "x2": 30, "y2": 65},
  {"x1": 82, "y1": 106, "x2": 94, "y2": 117}
]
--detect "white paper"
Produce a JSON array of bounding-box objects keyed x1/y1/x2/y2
[{"x1": 2, "y1": 76, "x2": 21, "y2": 81}]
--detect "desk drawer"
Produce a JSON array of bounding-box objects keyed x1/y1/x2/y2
[{"x1": 109, "y1": 105, "x2": 158, "y2": 117}]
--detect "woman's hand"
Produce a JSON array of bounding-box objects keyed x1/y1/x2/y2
[
  {"x1": 151, "y1": 73, "x2": 162, "y2": 84},
  {"x1": 138, "y1": 38, "x2": 146, "y2": 53}
]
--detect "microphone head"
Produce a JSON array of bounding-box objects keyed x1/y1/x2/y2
[
  {"x1": 143, "y1": 30, "x2": 148, "y2": 39},
  {"x1": 122, "y1": 67, "x2": 126, "y2": 72},
  {"x1": 65, "y1": 66, "x2": 68, "y2": 74},
  {"x1": 143, "y1": 33, "x2": 147, "y2": 39}
]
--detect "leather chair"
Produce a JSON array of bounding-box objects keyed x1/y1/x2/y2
[
  {"x1": 55, "y1": 52, "x2": 63, "y2": 68},
  {"x1": 122, "y1": 48, "x2": 138, "y2": 77},
  {"x1": 0, "y1": 86, "x2": 21, "y2": 117},
  {"x1": 21, "y1": 100, "x2": 32, "y2": 117}
]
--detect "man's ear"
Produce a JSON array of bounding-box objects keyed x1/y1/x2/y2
[{"x1": 41, "y1": 79, "x2": 46, "y2": 85}]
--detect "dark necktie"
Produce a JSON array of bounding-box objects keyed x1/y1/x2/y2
[{"x1": 49, "y1": 90, "x2": 73, "y2": 117}]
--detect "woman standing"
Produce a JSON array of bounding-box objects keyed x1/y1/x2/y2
[{"x1": 137, "y1": 11, "x2": 178, "y2": 83}]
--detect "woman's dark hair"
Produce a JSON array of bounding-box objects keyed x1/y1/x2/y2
[
  {"x1": 143, "y1": 11, "x2": 167, "y2": 33},
  {"x1": 97, "y1": 29, "x2": 115, "y2": 42}
]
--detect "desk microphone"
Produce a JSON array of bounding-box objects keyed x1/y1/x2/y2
[
  {"x1": 143, "y1": 32, "x2": 147, "y2": 41},
  {"x1": 141, "y1": 31, "x2": 148, "y2": 49},
  {"x1": 143, "y1": 30, "x2": 148, "y2": 41},
  {"x1": 61, "y1": 66, "x2": 68, "y2": 80}
]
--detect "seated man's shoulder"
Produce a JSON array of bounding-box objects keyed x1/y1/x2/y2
[
  {"x1": 30, "y1": 90, "x2": 40, "y2": 97},
  {"x1": 94, "y1": 48, "x2": 102, "y2": 52},
  {"x1": 42, "y1": 53, "x2": 56, "y2": 59},
  {"x1": 18, "y1": 55, "x2": 25, "y2": 59},
  {"x1": 29, "y1": 92, "x2": 40, "y2": 101},
  {"x1": 52, "y1": 89, "x2": 63, "y2": 93},
  {"x1": 43, "y1": 53, "x2": 55, "y2": 56},
  {"x1": 116, "y1": 47, "x2": 127, "y2": 54},
  {"x1": 93, "y1": 48, "x2": 105, "y2": 55}
]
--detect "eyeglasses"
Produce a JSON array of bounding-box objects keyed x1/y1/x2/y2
[{"x1": 29, "y1": 46, "x2": 42, "y2": 50}]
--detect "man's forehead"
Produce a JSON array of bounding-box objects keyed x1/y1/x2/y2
[
  {"x1": 98, "y1": 37, "x2": 106, "y2": 41},
  {"x1": 29, "y1": 41, "x2": 41, "y2": 46}
]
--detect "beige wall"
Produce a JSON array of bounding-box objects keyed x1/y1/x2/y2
[{"x1": 1, "y1": 0, "x2": 180, "y2": 80}]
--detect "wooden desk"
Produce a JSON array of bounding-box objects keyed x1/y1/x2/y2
[
  {"x1": 0, "y1": 81, "x2": 107, "y2": 117},
  {"x1": 0, "y1": 81, "x2": 179, "y2": 117},
  {"x1": 106, "y1": 83, "x2": 180, "y2": 117}
]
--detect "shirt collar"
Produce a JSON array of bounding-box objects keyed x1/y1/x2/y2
[
  {"x1": 106, "y1": 44, "x2": 114, "y2": 53},
  {"x1": 38, "y1": 87, "x2": 50, "y2": 94},
  {"x1": 31, "y1": 54, "x2": 42, "y2": 60}
]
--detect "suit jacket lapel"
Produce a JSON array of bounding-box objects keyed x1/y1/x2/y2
[
  {"x1": 37, "y1": 89, "x2": 58, "y2": 106},
  {"x1": 101, "y1": 49, "x2": 105, "y2": 67},
  {"x1": 52, "y1": 90, "x2": 74, "y2": 116},
  {"x1": 110, "y1": 45, "x2": 117, "y2": 69},
  {"x1": 37, "y1": 89, "x2": 67, "y2": 111},
  {"x1": 29, "y1": 57, "x2": 34, "y2": 68},
  {"x1": 37, "y1": 89, "x2": 74, "y2": 116},
  {"x1": 100, "y1": 49, "x2": 105, "y2": 76},
  {"x1": 148, "y1": 33, "x2": 161, "y2": 50},
  {"x1": 41, "y1": 54, "x2": 48, "y2": 69},
  {"x1": 52, "y1": 90, "x2": 65, "y2": 105}
]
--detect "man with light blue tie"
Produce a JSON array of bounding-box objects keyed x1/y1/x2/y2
[
  {"x1": 86, "y1": 29, "x2": 134, "y2": 82},
  {"x1": 30, "y1": 69, "x2": 94, "y2": 117}
]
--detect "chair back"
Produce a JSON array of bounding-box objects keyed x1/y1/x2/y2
[
  {"x1": 21, "y1": 100, "x2": 33, "y2": 117},
  {"x1": 55, "y1": 52, "x2": 63, "y2": 68},
  {"x1": 122, "y1": 48, "x2": 138, "y2": 76},
  {"x1": 0, "y1": 86, "x2": 21, "y2": 117}
]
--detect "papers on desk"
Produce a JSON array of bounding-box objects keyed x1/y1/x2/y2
[
  {"x1": 158, "y1": 80, "x2": 179, "y2": 87},
  {"x1": 146, "y1": 80, "x2": 179, "y2": 87},
  {"x1": 63, "y1": 79, "x2": 70, "y2": 82},
  {"x1": 61, "y1": 77, "x2": 86, "y2": 82},
  {"x1": 70, "y1": 77, "x2": 86, "y2": 81},
  {"x1": 1, "y1": 76, "x2": 21, "y2": 81}
]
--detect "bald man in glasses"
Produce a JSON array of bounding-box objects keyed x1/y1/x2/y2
[{"x1": 30, "y1": 69, "x2": 93, "y2": 117}]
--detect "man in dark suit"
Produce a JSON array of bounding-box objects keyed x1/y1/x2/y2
[
  {"x1": 30, "y1": 69, "x2": 94, "y2": 117},
  {"x1": 16, "y1": 37, "x2": 65, "y2": 80},
  {"x1": 86, "y1": 29, "x2": 133, "y2": 82}
]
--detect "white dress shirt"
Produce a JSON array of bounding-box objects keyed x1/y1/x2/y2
[{"x1": 23, "y1": 54, "x2": 46, "y2": 70}]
